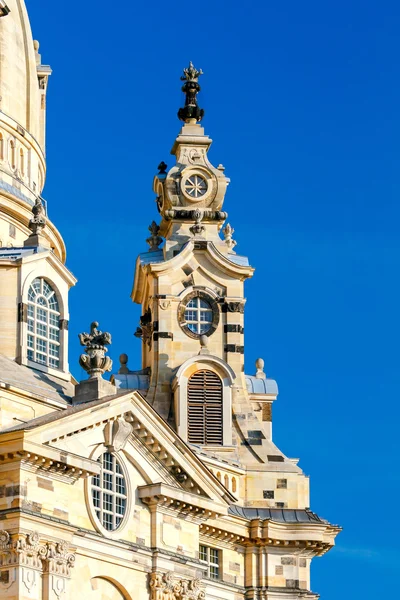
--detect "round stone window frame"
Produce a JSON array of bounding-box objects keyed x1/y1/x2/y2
[
  {"x1": 85, "y1": 445, "x2": 131, "y2": 540},
  {"x1": 180, "y1": 168, "x2": 214, "y2": 204},
  {"x1": 178, "y1": 290, "x2": 220, "y2": 340}
]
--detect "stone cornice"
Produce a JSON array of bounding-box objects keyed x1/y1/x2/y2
[
  {"x1": 138, "y1": 482, "x2": 227, "y2": 522},
  {"x1": 199, "y1": 517, "x2": 341, "y2": 556},
  {"x1": 0, "y1": 438, "x2": 100, "y2": 483}
]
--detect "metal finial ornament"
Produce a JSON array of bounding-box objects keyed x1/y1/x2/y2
[
  {"x1": 178, "y1": 61, "x2": 205, "y2": 123},
  {"x1": 78, "y1": 321, "x2": 112, "y2": 379},
  {"x1": 29, "y1": 197, "x2": 46, "y2": 235},
  {"x1": 146, "y1": 221, "x2": 163, "y2": 251}
]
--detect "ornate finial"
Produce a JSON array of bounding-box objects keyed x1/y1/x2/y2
[
  {"x1": 189, "y1": 209, "x2": 205, "y2": 237},
  {"x1": 181, "y1": 61, "x2": 203, "y2": 82},
  {"x1": 255, "y1": 358, "x2": 266, "y2": 380},
  {"x1": 222, "y1": 223, "x2": 237, "y2": 253},
  {"x1": 158, "y1": 161, "x2": 167, "y2": 174},
  {"x1": 29, "y1": 197, "x2": 46, "y2": 235},
  {"x1": 178, "y1": 62, "x2": 205, "y2": 123},
  {"x1": 146, "y1": 221, "x2": 163, "y2": 251},
  {"x1": 118, "y1": 353, "x2": 130, "y2": 374},
  {"x1": 78, "y1": 322, "x2": 112, "y2": 379}
]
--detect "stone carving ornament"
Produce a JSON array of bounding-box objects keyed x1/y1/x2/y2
[
  {"x1": 222, "y1": 223, "x2": 237, "y2": 252},
  {"x1": 78, "y1": 321, "x2": 112, "y2": 379},
  {"x1": 104, "y1": 414, "x2": 134, "y2": 453},
  {"x1": 0, "y1": 531, "x2": 75, "y2": 576},
  {"x1": 29, "y1": 197, "x2": 46, "y2": 235},
  {"x1": 134, "y1": 309, "x2": 153, "y2": 348},
  {"x1": 146, "y1": 221, "x2": 163, "y2": 251},
  {"x1": 150, "y1": 572, "x2": 205, "y2": 600}
]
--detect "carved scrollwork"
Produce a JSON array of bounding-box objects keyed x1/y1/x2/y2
[
  {"x1": 44, "y1": 541, "x2": 76, "y2": 577},
  {"x1": 150, "y1": 572, "x2": 205, "y2": 600},
  {"x1": 0, "y1": 531, "x2": 75, "y2": 576}
]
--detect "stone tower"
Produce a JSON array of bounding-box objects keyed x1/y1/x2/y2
[
  {"x1": 0, "y1": 4, "x2": 340, "y2": 597},
  {"x1": 0, "y1": 1, "x2": 75, "y2": 397}
]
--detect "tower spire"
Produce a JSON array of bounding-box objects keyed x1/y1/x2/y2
[{"x1": 178, "y1": 61, "x2": 204, "y2": 123}]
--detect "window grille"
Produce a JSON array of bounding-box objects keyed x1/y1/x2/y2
[
  {"x1": 199, "y1": 544, "x2": 221, "y2": 580},
  {"x1": 27, "y1": 278, "x2": 61, "y2": 368},
  {"x1": 184, "y1": 297, "x2": 213, "y2": 334},
  {"x1": 188, "y1": 370, "x2": 223, "y2": 445},
  {"x1": 91, "y1": 452, "x2": 127, "y2": 531}
]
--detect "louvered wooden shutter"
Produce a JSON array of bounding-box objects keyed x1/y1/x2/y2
[{"x1": 188, "y1": 370, "x2": 223, "y2": 445}]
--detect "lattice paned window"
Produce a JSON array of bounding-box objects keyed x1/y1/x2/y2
[
  {"x1": 91, "y1": 452, "x2": 127, "y2": 531},
  {"x1": 27, "y1": 278, "x2": 61, "y2": 368},
  {"x1": 199, "y1": 544, "x2": 221, "y2": 580},
  {"x1": 188, "y1": 370, "x2": 223, "y2": 445},
  {"x1": 184, "y1": 297, "x2": 213, "y2": 334}
]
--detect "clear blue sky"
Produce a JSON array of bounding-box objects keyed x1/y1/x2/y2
[{"x1": 28, "y1": 1, "x2": 399, "y2": 597}]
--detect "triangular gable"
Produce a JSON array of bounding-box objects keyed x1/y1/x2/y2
[{"x1": 1, "y1": 390, "x2": 235, "y2": 510}]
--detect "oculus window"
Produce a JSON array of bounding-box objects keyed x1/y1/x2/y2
[
  {"x1": 91, "y1": 452, "x2": 127, "y2": 531},
  {"x1": 185, "y1": 297, "x2": 213, "y2": 334},
  {"x1": 178, "y1": 290, "x2": 219, "y2": 339},
  {"x1": 184, "y1": 174, "x2": 207, "y2": 198},
  {"x1": 27, "y1": 278, "x2": 61, "y2": 368}
]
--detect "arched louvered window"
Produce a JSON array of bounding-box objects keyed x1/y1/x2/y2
[{"x1": 188, "y1": 370, "x2": 223, "y2": 445}]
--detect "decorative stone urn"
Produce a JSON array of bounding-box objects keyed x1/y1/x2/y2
[{"x1": 78, "y1": 321, "x2": 112, "y2": 379}]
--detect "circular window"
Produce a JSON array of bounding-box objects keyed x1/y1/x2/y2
[
  {"x1": 91, "y1": 452, "x2": 127, "y2": 531},
  {"x1": 178, "y1": 291, "x2": 219, "y2": 339},
  {"x1": 184, "y1": 297, "x2": 213, "y2": 334},
  {"x1": 183, "y1": 174, "x2": 207, "y2": 198}
]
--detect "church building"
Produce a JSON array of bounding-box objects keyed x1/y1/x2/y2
[{"x1": 0, "y1": 2, "x2": 340, "y2": 600}]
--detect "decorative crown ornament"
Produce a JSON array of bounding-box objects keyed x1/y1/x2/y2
[
  {"x1": 29, "y1": 197, "x2": 46, "y2": 235},
  {"x1": 78, "y1": 321, "x2": 112, "y2": 379},
  {"x1": 178, "y1": 61, "x2": 205, "y2": 123},
  {"x1": 181, "y1": 61, "x2": 203, "y2": 82}
]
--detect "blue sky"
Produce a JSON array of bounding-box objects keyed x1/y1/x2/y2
[{"x1": 28, "y1": 1, "x2": 400, "y2": 597}]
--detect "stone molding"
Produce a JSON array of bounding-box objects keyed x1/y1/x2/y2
[
  {"x1": 0, "y1": 531, "x2": 75, "y2": 576},
  {"x1": 149, "y1": 572, "x2": 205, "y2": 600}
]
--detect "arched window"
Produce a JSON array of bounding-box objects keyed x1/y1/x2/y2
[
  {"x1": 187, "y1": 370, "x2": 223, "y2": 445},
  {"x1": 19, "y1": 148, "x2": 24, "y2": 176},
  {"x1": 27, "y1": 278, "x2": 61, "y2": 368},
  {"x1": 232, "y1": 477, "x2": 237, "y2": 493},
  {"x1": 10, "y1": 140, "x2": 16, "y2": 170},
  {"x1": 0, "y1": 133, "x2": 4, "y2": 160}
]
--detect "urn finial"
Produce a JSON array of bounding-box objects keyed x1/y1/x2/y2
[
  {"x1": 255, "y1": 358, "x2": 266, "y2": 379},
  {"x1": 78, "y1": 322, "x2": 112, "y2": 379},
  {"x1": 146, "y1": 221, "x2": 163, "y2": 251},
  {"x1": 222, "y1": 223, "x2": 237, "y2": 253}
]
